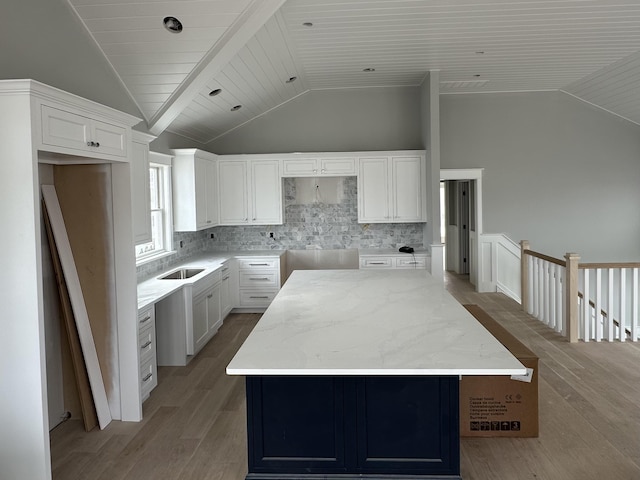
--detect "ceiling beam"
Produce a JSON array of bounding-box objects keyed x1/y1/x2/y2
[{"x1": 148, "y1": 0, "x2": 287, "y2": 135}]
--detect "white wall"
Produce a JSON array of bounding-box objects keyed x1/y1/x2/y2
[
  {"x1": 207, "y1": 87, "x2": 423, "y2": 154},
  {"x1": 440, "y1": 91, "x2": 640, "y2": 262}
]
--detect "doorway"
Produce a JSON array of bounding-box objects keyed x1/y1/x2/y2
[{"x1": 440, "y1": 169, "x2": 483, "y2": 288}]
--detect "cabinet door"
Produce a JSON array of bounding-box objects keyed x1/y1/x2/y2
[
  {"x1": 131, "y1": 141, "x2": 152, "y2": 245},
  {"x1": 251, "y1": 160, "x2": 282, "y2": 225},
  {"x1": 207, "y1": 284, "x2": 222, "y2": 336},
  {"x1": 282, "y1": 158, "x2": 318, "y2": 177},
  {"x1": 219, "y1": 160, "x2": 249, "y2": 225},
  {"x1": 90, "y1": 119, "x2": 127, "y2": 157},
  {"x1": 194, "y1": 157, "x2": 209, "y2": 229},
  {"x1": 391, "y1": 156, "x2": 424, "y2": 222},
  {"x1": 41, "y1": 105, "x2": 91, "y2": 152},
  {"x1": 221, "y1": 273, "x2": 231, "y2": 318},
  {"x1": 192, "y1": 289, "x2": 209, "y2": 354},
  {"x1": 357, "y1": 157, "x2": 390, "y2": 223},
  {"x1": 320, "y1": 157, "x2": 356, "y2": 176},
  {"x1": 205, "y1": 159, "x2": 219, "y2": 226}
]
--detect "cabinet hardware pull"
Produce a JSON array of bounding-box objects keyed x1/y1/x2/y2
[
  {"x1": 250, "y1": 277, "x2": 269, "y2": 281},
  {"x1": 249, "y1": 263, "x2": 269, "y2": 266},
  {"x1": 250, "y1": 296, "x2": 269, "y2": 299},
  {"x1": 95, "y1": 142, "x2": 100, "y2": 147},
  {"x1": 141, "y1": 341, "x2": 152, "y2": 349},
  {"x1": 142, "y1": 373, "x2": 152, "y2": 382},
  {"x1": 369, "y1": 262, "x2": 386, "y2": 265},
  {"x1": 222, "y1": 267, "x2": 229, "y2": 272},
  {"x1": 207, "y1": 294, "x2": 213, "y2": 299},
  {"x1": 222, "y1": 276, "x2": 230, "y2": 281},
  {"x1": 140, "y1": 315, "x2": 151, "y2": 324},
  {"x1": 207, "y1": 220, "x2": 212, "y2": 224},
  {"x1": 87, "y1": 141, "x2": 92, "y2": 147}
]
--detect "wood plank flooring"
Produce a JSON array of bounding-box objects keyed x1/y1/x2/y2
[{"x1": 50, "y1": 273, "x2": 640, "y2": 480}]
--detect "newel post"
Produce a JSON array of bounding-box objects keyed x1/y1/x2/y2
[
  {"x1": 520, "y1": 240, "x2": 530, "y2": 312},
  {"x1": 565, "y1": 252, "x2": 581, "y2": 343}
]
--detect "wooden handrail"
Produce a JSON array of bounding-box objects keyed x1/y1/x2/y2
[
  {"x1": 579, "y1": 262, "x2": 640, "y2": 270},
  {"x1": 577, "y1": 291, "x2": 631, "y2": 338},
  {"x1": 523, "y1": 249, "x2": 565, "y2": 267}
]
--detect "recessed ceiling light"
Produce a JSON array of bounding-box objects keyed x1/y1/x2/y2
[
  {"x1": 285, "y1": 76, "x2": 297, "y2": 84},
  {"x1": 302, "y1": 22, "x2": 313, "y2": 27},
  {"x1": 363, "y1": 68, "x2": 376, "y2": 72},
  {"x1": 163, "y1": 16, "x2": 183, "y2": 33},
  {"x1": 209, "y1": 88, "x2": 222, "y2": 96},
  {"x1": 230, "y1": 105, "x2": 242, "y2": 111}
]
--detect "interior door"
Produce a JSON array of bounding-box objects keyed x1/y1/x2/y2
[{"x1": 458, "y1": 181, "x2": 470, "y2": 275}]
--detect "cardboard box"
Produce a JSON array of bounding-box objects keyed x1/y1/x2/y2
[{"x1": 460, "y1": 305, "x2": 539, "y2": 437}]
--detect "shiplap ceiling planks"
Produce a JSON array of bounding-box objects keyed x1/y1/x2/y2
[{"x1": 66, "y1": 0, "x2": 640, "y2": 140}]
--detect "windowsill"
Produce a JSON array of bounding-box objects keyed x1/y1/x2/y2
[{"x1": 136, "y1": 249, "x2": 177, "y2": 267}]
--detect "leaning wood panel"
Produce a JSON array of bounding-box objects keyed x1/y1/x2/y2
[
  {"x1": 41, "y1": 184, "x2": 111, "y2": 430},
  {"x1": 43, "y1": 204, "x2": 98, "y2": 432},
  {"x1": 53, "y1": 164, "x2": 119, "y2": 418}
]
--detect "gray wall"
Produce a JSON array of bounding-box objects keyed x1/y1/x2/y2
[
  {"x1": 440, "y1": 91, "x2": 640, "y2": 262},
  {"x1": 207, "y1": 87, "x2": 423, "y2": 154},
  {"x1": 3, "y1": 0, "x2": 141, "y2": 118},
  {"x1": 149, "y1": 130, "x2": 209, "y2": 155}
]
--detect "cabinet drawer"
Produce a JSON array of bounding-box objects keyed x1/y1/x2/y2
[
  {"x1": 140, "y1": 357, "x2": 157, "y2": 401},
  {"x1": 138, "y1": 325, "x2": 155, "y2": 365},
  {"x1": 360, "y1": 257, "x2": 393, "y2": 269},
  {"x1": 240, "y1": 272, "x2": 278, "y2": 288},
  {"x1": 138, "y1": 307, "x2": 154, "y2": 330},
  {"x1": 238, "y1": 258, "x2": 279, "y2": 270},
  {"x1": 239, "y1": 290, "x2": 278, "y2": 307},
  {"x1": 395, "y1": 256, "x2": 427, "y2": 269}
]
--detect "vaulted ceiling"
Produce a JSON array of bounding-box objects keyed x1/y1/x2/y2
[{"x1": 67, "y1": 0, "x2": 640, "y2": 144}]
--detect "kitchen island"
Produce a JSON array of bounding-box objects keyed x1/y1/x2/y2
[{"x1": 227, "y1": 269, "x2": 525, "y2": 479}]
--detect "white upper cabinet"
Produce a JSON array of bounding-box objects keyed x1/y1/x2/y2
[
  {"x1": 219, "y1": 158, "x2": 282, "y2": 226},
  {"x1": 358, "y1": 155, "x2": 426, "y2": 223},
  {"x1": 282, "y1": 157, "x2": 356, "y2": 177},
  {"x1": 41, "y1": 105, "x2": 128, "y2": 159},
  {"x1": 172, "y1": 149, "x2": 218, "y2": 231},
  {"x1": 131, "y1": 131, "x2": 156, "y2": 245}
]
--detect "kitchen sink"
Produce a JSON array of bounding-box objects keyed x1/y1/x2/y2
[{"x1": 159, "y1": 268, "x2": 205, "y2": 280}]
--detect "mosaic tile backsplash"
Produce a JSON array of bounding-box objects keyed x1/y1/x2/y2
[{"x1": 137, "y1": 176, "x2": 425, "y2": 280}]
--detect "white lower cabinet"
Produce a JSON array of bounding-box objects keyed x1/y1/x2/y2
[
  {"x1": 220, "y1": 259, "x2": 237, "y2": 319},
  {"x1": 189, "y1": 270, "x2": 222, "y2": 355},
  {"x1": 359, "y1": 253, "x2": 430, "y2": 271},
  {"x1": 237, "y1": 256, "x2": 281, "y2": 309},
  {"x1": 138, "y1": 305, "x2": 157, "y2": 401}
]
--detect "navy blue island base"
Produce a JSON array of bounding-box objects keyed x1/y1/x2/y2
[{"x1": 244, "y1": 375, "x2": 461, "y2": 479}]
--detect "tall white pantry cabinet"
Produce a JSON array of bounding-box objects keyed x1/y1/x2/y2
[{"x1": 0, "y1": 80, "x2": 142, "y2": 480}]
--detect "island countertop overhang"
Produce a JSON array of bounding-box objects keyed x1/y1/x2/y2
[{"x1": 226, "y1": 269, "x2": 527, "y2": 377}]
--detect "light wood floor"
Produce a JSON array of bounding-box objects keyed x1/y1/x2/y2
[{"x1": 50, "y1": 273, "x2": 640, "y2": 480}]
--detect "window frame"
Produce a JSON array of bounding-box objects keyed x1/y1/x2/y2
[{"x1": 135, "y1": 152, "x2": 174, "y2": 265}]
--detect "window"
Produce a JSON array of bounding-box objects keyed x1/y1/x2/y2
[{"x1": 136, "y1": 159, "x2": 173, "y2": 263}]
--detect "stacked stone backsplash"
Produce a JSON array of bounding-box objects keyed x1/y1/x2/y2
[{"x1": 137, "y1": 176, "x2": 425, "y2": 280}]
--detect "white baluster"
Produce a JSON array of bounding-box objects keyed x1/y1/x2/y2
[
  {"x1": 528, "y1": 256, "x2": 535, "y2": 315},
  {"x1": 555, "y1": 265, "x2": 564, "y2": 333},
  {"x1": 620, "y1": 269, "x2": 627, "y2": 342},
  {"x1": 633, "y1": 268, "x2": 639, "y2": 342},
  {"x1": 549, "y1": 264, "x2": 556, "y2": 330},
  {"x1": 544, "y1": 261, "x2": 550, "y2": 326},
  {"x1": 607, "y1": 268, "x2": 614, "y2": 342},
  {"x1": 532, "y1": 258, "x2": 539, "y2": 318},
  {"x1": 538, "y1": 258, "x2": 544, "y2": 321},
  {"x1": 595, "y1": 269, "x2": 602, "y2": 342},
  {"x1": 583, "y1": 269, "x2": 590, "y2": 342}
]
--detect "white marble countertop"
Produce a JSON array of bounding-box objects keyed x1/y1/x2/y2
[
  {"x1": 226, "y1": 269, "x2": 526, "y2": 376},
  {"x1": 136, "y1": 250, "x2": 285, "y2": 310}
]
